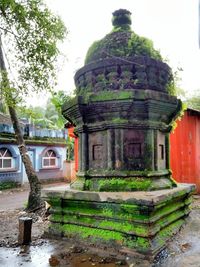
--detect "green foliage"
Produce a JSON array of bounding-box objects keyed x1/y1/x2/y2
[
  {"x1": 185, "y1": 90, "x2": 200, "y2": 110},
  {"x1": 84, "y1": 40, "x2": 100, "y2": 64},
  {"x1": 170, "y1": 101, "x2": 187, "y2": 132},
  {"x1": 17, "y1": 104, "x2": 45, "y2": 120},
  {"x1": 166, "y1": 69, "x2": 183, "y2": 96},
  {"x1": 17, "y1": 90, "x2": 72, "y2": 129},
  {"x1": 0, "y1": 0, "x2": 67, "y2": 103},
  {"x1": 0, "y1": 181, "x2": 19, "y2": 190},
  {"x1": 0, "y1": 99, "x2": 7, "y2": 113},
  {"x1": 49, "y1": 90, "x2": 73, "y2": 129},
  {"x1": 66, "y1": 136, "x2": 74, "y2": 160}
]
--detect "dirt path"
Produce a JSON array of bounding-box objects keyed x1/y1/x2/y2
[
  {"x1": 0, "y1": 190, "x2": 29, "y2": 211},
  {"x1": 0, "y1": 182, "x2": 67, "y2": 211}
]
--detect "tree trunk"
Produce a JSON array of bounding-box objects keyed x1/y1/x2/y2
[
  {"x1": 0, "y1": 39, "x2": 43, "y2": 211},
  {"x1": 8, "y1": 106, "x2": 43, "y2": 211}
]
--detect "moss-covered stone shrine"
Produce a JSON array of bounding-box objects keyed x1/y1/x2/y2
[{"x1": 42, "y1": 9, "x2": 194, "y2": 257}]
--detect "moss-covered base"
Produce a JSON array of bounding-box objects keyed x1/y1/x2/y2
[
  {"x1": 70, "y1": 174, "x2": 176, "y2": 192},
  {"x1": 81, "y1": 177, "x2": 176, "y2": 192},
  {"x1": 42, "y1": 184, "x2": 194, "y2": 256}
]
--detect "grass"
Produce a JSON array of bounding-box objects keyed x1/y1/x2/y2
[{"x1": 0, "y1": 181, "x2": 20, "y2": 190}]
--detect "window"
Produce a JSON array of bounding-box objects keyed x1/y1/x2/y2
[
  {"x1": 0, "y1": 148, "x2": 13, "y2": 170},
  {"x1": 42, "y1": 150, "x2": 57, "y2": 168}
]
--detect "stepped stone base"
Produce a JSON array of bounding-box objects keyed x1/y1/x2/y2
[{"x1": 42, "y1": 184, "x2": 194, "y2": 256}]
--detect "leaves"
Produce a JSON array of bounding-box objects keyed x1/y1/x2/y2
[
  {"x1": 185, "y1": 91, "x2": 200, "y2": 110},
  {"x1": 0, "y1": 0, "x2": 67, "y2": 102},
  {"x1": 17, "y1": 90, "x2": 73, "y2": 129}
]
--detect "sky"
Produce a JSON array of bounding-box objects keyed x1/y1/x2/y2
[{"x1": 42, "y1": 0, "x2": 200, "y2": 102}]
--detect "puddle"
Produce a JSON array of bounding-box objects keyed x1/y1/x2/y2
[
  {"x1": 0, "y1": 241, "x2": 55, "y2": 267},
  {"x1": 0, "y1": 240, "x2": 128, "y2": 267},
  {"x1": 2, "y1": 233, "x2": 200, "y2": 267}
]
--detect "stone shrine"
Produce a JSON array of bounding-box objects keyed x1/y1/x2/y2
[{"x1": 43, "y1": 9, "x2": 194, "y2": 256}]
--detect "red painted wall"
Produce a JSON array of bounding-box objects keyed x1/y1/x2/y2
[
  {"x1": 170, "y1": 109, "x2": 200, "y2": 192},
  {"x1": 68, "y1": 127, "x2": 79, "y2": 172}
]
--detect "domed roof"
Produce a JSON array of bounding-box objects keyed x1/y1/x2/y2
[{"x1": 85, "y1": 9, "x2": 162, "y2": 65}]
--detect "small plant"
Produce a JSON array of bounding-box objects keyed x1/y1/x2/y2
[{"x1": 0, "y1": 181, "x2": 19, "y2": 190}]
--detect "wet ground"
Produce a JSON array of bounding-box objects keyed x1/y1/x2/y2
[
  {"x1": 0, "y1": 186, "x2": 200, "y2": 267},
  {"x1": 0, "y1": 240, "x2": 130, "y2": 267}
]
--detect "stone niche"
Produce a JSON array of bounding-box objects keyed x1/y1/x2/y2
[
  {"x1": 79, "y1": 128, "x2": 167, "y2": 174},
  {"x1": 43, "y1": 9, "x2": 194, "y2": 258}
]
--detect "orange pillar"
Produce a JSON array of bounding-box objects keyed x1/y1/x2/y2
[{"x1": 67, "y1": 126, "x2": 78, "y2": 172}]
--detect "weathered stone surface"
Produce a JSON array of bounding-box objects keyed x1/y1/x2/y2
[
  {"x1": 43, "y1": 184, "x2": 194, "y2": 255},
  {"x1": 42, "y1": 184, "x2": 194, "y2": 207}
]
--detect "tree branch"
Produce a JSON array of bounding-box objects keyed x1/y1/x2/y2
[{"x1": 0, "y1": 26, "x2": 15, "y2": 36}]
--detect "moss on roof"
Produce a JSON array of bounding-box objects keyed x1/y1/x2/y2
[{"x1": 85, "y1": 9, "x2": 162, "y2": 65}]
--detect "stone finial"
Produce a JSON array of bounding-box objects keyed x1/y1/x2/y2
[{"x1": 112, "y1": 9, "x2": 132, "y2": 29}]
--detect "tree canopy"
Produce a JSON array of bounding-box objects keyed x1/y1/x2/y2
[
  {"x1": 17, "y1": 90, "x2": 71, "y2": 129},
  {"x1": 185, "y1": 91, "x2": 200, "y2": 111},
  {"x1": 0, "y1": 0, "x2": 66, "y2": 103},
  {"x1": 0, "y1": 0, "x2": 67, "y2": 211}
]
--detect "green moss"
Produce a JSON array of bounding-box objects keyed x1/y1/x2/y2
[
  {"x1": 121, "y1": 204, "x2": 147, "y2": 213},
  {"x1": 112, "y1": 118, "x2": 128, "y2": 124},
  {"x1": 46, "y1": 197, "x2": 61, "y2": 207},
  {"x1": 84, "y1": 40, "x2": 102, "y2": 64},
  {"x1": 149, "y1": 196, "x2": 191, "y2": 226},
  {"x1": 98, "y1": 220, "x2": 130, "y2": 232},
  {"x1": 170, "y1": 101, "x2": 187, "y2": 132},
  {"x1": 155, "y1": 219, "x2": 184, "y2": 248},
  {"x1": 61, "y1": 223, "x2": 150, "y2": 250},
  {"x1": 88, "y1": 91, "x2": 133, "y2": 102},
  {"x1": 48, "y1": 223, "x2": 63, "y2": 237},
  {"x1": 156, "y1": 209, "x2": 185, "y2": 230},
  {"x1": 85, "y1": 168, "x2": 170, "y2": 178},
  {"x1": 95, "y1": 178, "x2": 152, "y2": 192},
  {"x1": 51, "y1": 212, "x2": 148, "y2": 236},
  {"x1": 56, "y1": 223, "x2": 150, "y2": 250},
  {"x1": 127, "y1": 33, "x2": 162, "y2": 61},
  {"x1": 60, "y1": 204, "x2": 148, "y2": 222},
  {"x1": 126, "y1": 237, "x2": 150, "y2": 250},
  {"x1": 49, "y1": 214, "x2": 63, "y2": 223},
  {"x1": 97, "y1": 220, "x2": 148, "y2": 236},
  {"x1": 48, "y1": 218, "x2": 184, "y2": 252},
  {"x1": 49, "y1": 207, "x2": 62, "y2": 214},
  {"x1": 85, "y1": 30, "x2": 162, "y2": 65},
  {"x1": 102, "y1": 207, "x2": 113, "y2": 217},
  {"x1": 62, "y1": 224, "x2": 124, "y2": 242}
]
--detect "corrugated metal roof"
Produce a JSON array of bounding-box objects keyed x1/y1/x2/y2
[{"x1": 187, "y1": 108, "x2": 200, "y2": 116}]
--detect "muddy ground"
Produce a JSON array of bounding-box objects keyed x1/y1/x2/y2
[{"x1": 0, "y1": 190, "x2": 200, "y2": 267}]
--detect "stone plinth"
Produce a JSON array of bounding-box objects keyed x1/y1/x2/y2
[{"x1": 42, "y1": 184, "x2": 194, "y2": 256}]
